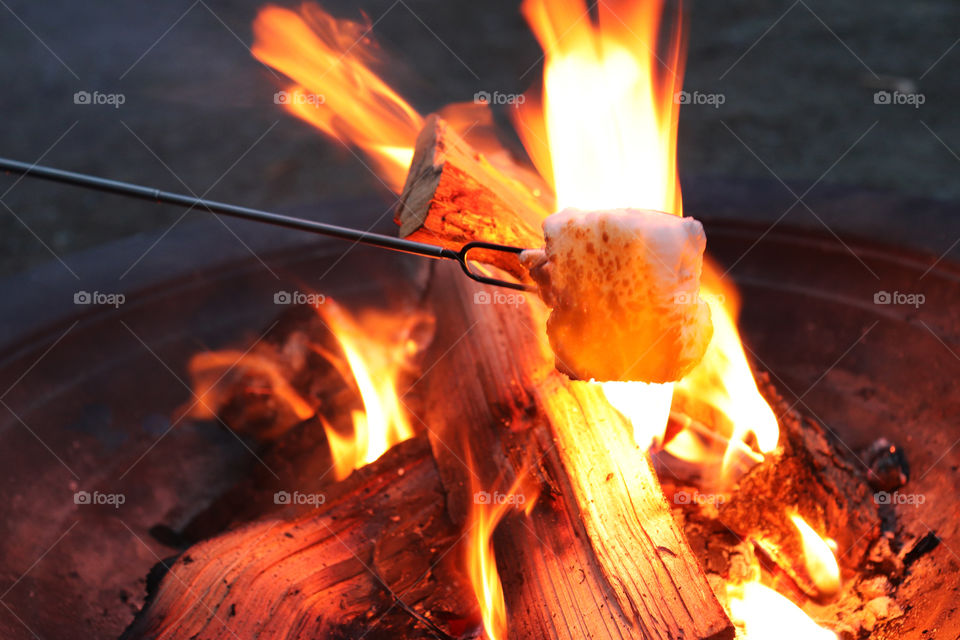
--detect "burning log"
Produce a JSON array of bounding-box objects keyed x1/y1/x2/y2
[
  {"x1": 122, "y1": 436, "x2": 479, "y2": 640},
  {"x1": 716, "y1": 388, "x2": 881, "y2": 597},
  {"x1": 418, "y1": 263, "x2": 734, "y2": 639},
  {"x1": 125, "y1": 274, "x2": 733, "y2": 639},
  {"x1": 395, "y1": 114, "x2": 549, "y2": 278},
  {"x1": 394, "y1": 108, "x2": 881, "y2": 615},
  {"x1": 396, "y1": 113, "x2": 737, "y2": 638}
]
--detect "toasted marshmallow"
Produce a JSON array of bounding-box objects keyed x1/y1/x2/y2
[{"x1": 521, "y1": 207, "x2": 712, "y2": 383}]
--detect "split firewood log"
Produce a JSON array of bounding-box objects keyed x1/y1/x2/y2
[
  {"x1": 126, "y1": 112, "x2": 742, "y2": 640},
  {"x1": 416, "y1": 261, "x2": 733, "y2": 640},
  {"x1": 395, "y1": 114, "x2": 548, "y2": 279},
  {"x1": 395, "y1": 110, "x2": 881, "y2": 608},
  {"x1": 122, "y1": 436, "x2": 480, "y2": 640}
]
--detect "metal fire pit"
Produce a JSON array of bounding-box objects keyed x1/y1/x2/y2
[{"x1": 0, "y1": 187, "x2": 957, "y2": 639}]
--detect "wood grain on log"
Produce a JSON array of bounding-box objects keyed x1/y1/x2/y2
[
  {"x1": 415, "y1": 262, "x2": 734, "y2": 640},
  {"x1": 122, "y1": 436, "x2": 478, "y2": 640},
  {"x1": 395, "y1": 114, "x2": 549, "y2": 279}
]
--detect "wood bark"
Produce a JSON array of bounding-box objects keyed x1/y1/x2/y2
[
  {"x1": 395, "y1": 114, "x2": 548, "y2": 279},
  {"x1": 122, "y1": 436, "x2": 479, "y2": 640}
]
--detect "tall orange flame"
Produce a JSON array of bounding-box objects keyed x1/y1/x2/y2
[
  {"x1": 252, "y1": 4, "x2": 422, "y2": 191},
  {"x1": 465, "y1": 466, "x2": 540, "y2": 640},
  {"x1": 673, "y1": 261, "x2": 780, "y2": 483},
  {"x1": 517, "y1": 0, "x2": 684, "y2": 214},
  {"x1": 517, "y1": 0, "x2": 778, "y2": 483},
  {"x1": 185, "y1": 295, "x2": 418, "y2": 478},
  {"x1": 315, "y1": 299, "x2": 417, "y2": 480}
]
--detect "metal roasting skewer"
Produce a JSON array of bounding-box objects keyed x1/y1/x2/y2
[{"x1": 0, "y1": 157, "x2": 534, "y2": 292}]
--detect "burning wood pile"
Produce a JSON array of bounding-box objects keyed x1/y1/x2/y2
[{"x1": 122, "y1": 1, "x2": 917, "y2": 638}]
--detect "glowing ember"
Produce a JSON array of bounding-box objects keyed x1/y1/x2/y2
[
  {"x1": 186, "y1": 350, "x2": 315, "y2": 438},
  {"x1": 316, "y1": 300, "x2": 417, "y2": 480},
  {"x1": 790, "y1": 512, "x2": 842, "y2": 598}
]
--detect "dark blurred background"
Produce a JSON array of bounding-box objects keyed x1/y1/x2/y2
[{"x1": 0, "y1": 0, "x2": 957, "y2": 276}]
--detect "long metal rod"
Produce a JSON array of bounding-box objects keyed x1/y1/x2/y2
[{"x1": 0, "y1": 157, "x2": 534, "y2": 291}]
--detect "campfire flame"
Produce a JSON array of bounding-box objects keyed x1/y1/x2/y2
[
  {"x1": 519, "y1": 0, "x2": 778, "y2": 487},
  {"x1": 790, "y1": 512, "x2": 842, "y2": 598},
  {"x1": 251, "y1": 4, "x2": 422, "y2": 191},
  {"x1": 186, "y1": 296, "x2": 418, "y2": 480},
  {"x1": 315, "y1": 300, "x2": 416, "y2": 480},
  {"x1": 727, "y1": 581, "x2": 838, "y2": 639},
  {"x1": 251, "y1": 1, "x2": 832, "y2": 635},
  {"x1": 465, "y1": 465, "x2": 540, "y2": 640},
  {"x1": 726, "y1": 511, "x2": 840, "y2": 638},
  {"x1": 517, "y1": 0, "x2": 684, "y2": 215},
  {"x1": 673, "y1": 262, "x2": 780, "y2": 483},
  {"x1": 187, "y1": 350, "x2": 315, "y2": 427}
]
